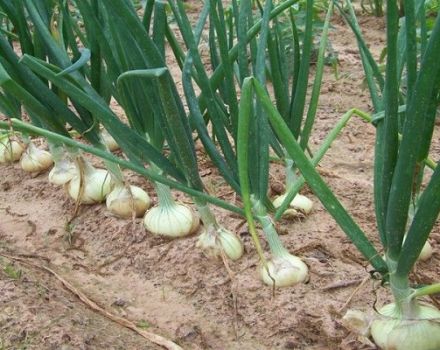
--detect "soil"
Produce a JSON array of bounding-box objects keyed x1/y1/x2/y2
[{"x1": 1, "y1": 10, "x2": 440, "y2": 350}]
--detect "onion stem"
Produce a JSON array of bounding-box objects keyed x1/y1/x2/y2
[
  {"x1": 253, "y1": 200, "x2": 288, "y2": 257},
  {"x1": 387, "y1": 257, "x2": 416, "y2": 318},
  {"x1": 48, "y1": 143, "x2": 65, "y2": 163},
  {"x1": 285, "y1": 157, "x2": 296, "y2": 190},
  {"x1": 154, "y1": 181, "x2": 176, "y2": 209},
  {"x1": 258, "y1": 214, "x2": 288, "y2": 257},
  {"x1": 194, "y1": 201, "x2": 219, "y2": 229},
  {"x1": 102, "y1": 158, "x2": 124, "y2": 185}
]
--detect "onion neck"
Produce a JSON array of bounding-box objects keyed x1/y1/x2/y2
[
  {"x1": 149, "y1": 162, "x2": 177, "y2": 209},
  {"x1": 49, "y1": 143, "x2": 65, "y2": 163},
  {"x1": 78, "y1": 157, "x2": 95, "y2": 176},
  {"x1": 20, "y1": 132, "x2": 30, "y2": 146},
  {"x1": 387, "y1": 255, "x2": 417, "y2": 319},
  {"x1": 103, "y1": 159, "x2": 124, "y2": 186},
  {"x1": 194, "y1": 200, "x2": 219, "y2": 229},
  {"x1": 154, "y1": 181, "x2": 176, "y2": 209},
  {"x1": 253, "y1": 200, "x2": 289, "y2": 257},
  {"x1": 285, "y1": 157, "x2": 297, "y2": 190},
  {"x1": 27, "y1": 141, "x2": 37, "y2": 154}
]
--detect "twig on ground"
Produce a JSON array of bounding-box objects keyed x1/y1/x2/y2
[
  {"x1": 338, "y1": 276, "x2": 370, "y2": 313},
  {"x1": 0, "y1": 252, "x2": 183, "y2": 350},
  {"x1": 321, "y1": 278, "x2": 364, "y2": 291},
  {"x1": 220, "y1": 250, "x2": 240, "y2": 341}
]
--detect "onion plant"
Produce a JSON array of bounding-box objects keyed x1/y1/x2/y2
[
  {"x1": 2, "y1": 1, "x2": 440, "y2": 347},
  {"x1": 0, "y1": 0, "x2": 245, "y2": 257},
  {"x1": 167, "y1": 0, "x2": 346, "y2": 284},
  {"x1": 336, "y1": 1, "x2": 440, "y2": 348},
  {"x1": 0, "y1": 0, "x2": 155, "y2": 215},
  {"x1": 361, "y1": 0, "x2": 384, "y2": 17},
  {"x1": 0, "y1": 0, "x2": 380, "y2": 273},
  {"x1": 0, "y1": 0, "x2": 320, "y2": 266},
  {"x1": 0, "y1": 1, "x2": 104, "y2": 182},
  {"x1": 185, "y1": 0, "x2": 328, "y2": 220},
  {"x1": 237, "y1": 0, "x2": 440, "y2": 348}
]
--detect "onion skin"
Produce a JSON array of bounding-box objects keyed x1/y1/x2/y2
[
  {"x1": 143, "y1": 203, "x2": 200, "y2": 238},
  {"x1": 0, "y1": 139, "x2": 25, "y2": 163},
  {"x1": 418, "y1": 240, "x2": 433, "y2": 261},
  {"x1": 66, "y1": 163, "x2": 113, "y2": 204},
  {"x1": 273, "y1": 193, "x2": 313, "y2": 215},
  {"x1": 20, "y1": 143, "x2": 53, "y2": 173},
  {"x1": 49, "y1": 158, "x2": 78, "y2": 185},
  {"x1": 371, "y1": 303, "x2": 440, "y2": 350},
  {"x1": 100, "y1": 129, "x2": 119, "y2": 152},
  {"x1": 260, "y1": 254, "x2": 308, "y2": 287},
  {"x1": 196, "y1": 227, "x2": 244, "y2": 261},
  {"x1": 401, "y1": 235, "x2": 433, "y2": 261},
  {"x1": 106, "y1": 184, "x2": 151, "y2": 218}
]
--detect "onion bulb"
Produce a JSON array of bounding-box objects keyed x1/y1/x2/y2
[
  {"x1": 418, "y1": 241, "x2": 433, "y2": 261},
  {"x1": 401, "y1": 235, "x2": 433, "y2": 261},
  {"x1": 49, "y1": 157, "x2": 78, "y2": 185},
  {"x1": 0, "y1": 138, "x2": 25, "y2": 163},
  {"x1": 273, "y1": 193, "x2": 313, "y2": 215},
  {"x1": 371, "y1": 302, "x2": 440, "y2": 350},
  {"x1": 143, "y1": 202, "x2": 200, "y2": 238},
  {"x1": 66, "y1": 159, "x2": 113, "y2": 204},
  {"x1": 260, "y1": 253, "x2": 308, "y2": 287},
  {"x1": 100, "y1": 129, "x2": 119, "y2": 152},
  {"x1": 196, "y1": 226, "x2": 244, "y2": 261},
  {"x1": 20, "y1": 142, "x2": 53, "y2": 173},
  {"x1": 106, "y1": 184, "x2": 151, "y2": 218}
]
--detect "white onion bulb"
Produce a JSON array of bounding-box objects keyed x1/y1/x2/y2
[
  {"x1": 196, "y1": 226, "x2": 244, "y2": 261},
  {"x1": 0, "y1": 138, "x2": 25, "y2": 163},
  {"x1": 273, "y1": 193, "x2": 313, "y2": 215},
  {"x1": 260, "y1": 254, "x2": 308, "y2": 287},
  {"x1": 418, "y1": 240, "x2": 433, "y2": 261},
  {"x1": 66, "y1": 160, "x2": 113, "y2": 204},
  {"x1": 106, "y1": 184, "x2": 151, "y2": 218},
  {"x1": 401, "y1": 235, "x2": 433, "y2": 261},
  {"x1": 143, "y1": 203, "x2": 200, "y2": 238},
  {"x1": 371, "y1": 303, "x2": 440, "y2": 350},
  {"x1": 100, "y1": 129, "x2": 119, "y2": 152},
  {"x1": 49, "y1": 158, "x2": 78, "y2": 185},
  {"x1": 20, "y1": 142, "x2": 53, "y2": 173}
]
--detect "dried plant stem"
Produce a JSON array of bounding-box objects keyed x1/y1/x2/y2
[{"x1": 0, "y1": 253, "x2": 183, "y2": 350}]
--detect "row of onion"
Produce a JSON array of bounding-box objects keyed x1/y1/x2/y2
[{"x1": 0, "y1": 0, "x2": 439, "y2": 349}]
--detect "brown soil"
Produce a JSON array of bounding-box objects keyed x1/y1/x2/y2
[{"x1": 1, "y1": 12, "x2": 440, "y2": 350}]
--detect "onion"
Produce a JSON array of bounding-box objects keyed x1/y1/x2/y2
[
  {"x1": 260, "y1": 253, "x2": 308, "y2": 287},
  {"x1": 196, "y1": 226, "x2": 244, "y2": 260},
  {"x1": 20, "y1": 142, "x2": 53, "y2": 172},
  {"x1": 0, "y1": 137, "x2": 25, "y2": 163},
  {"x1": 371, "y1": 302, "x2": 440, "y2": 350},
  {"x1": 49, "y1": 157, "x2": 78, "y2": 185},
  {"x1": 143, "y1": 202, "x2": 200, "y2": 237},
  {"x1": 106, "y1": 184, "x2": 151, "y2": 218},
  {"x1": 273, "y1": 193, "x2": 313, "y2": 215},
  {"x1": 143, "y1": 182, "x2": 200, "y2": 237},
  {"x1": 66, "y1": 159, "x2": 113, "y2": 204},
  {"x1": 401, "y1": 235, "x2": 433, "y2": 261},
  {"x1": 418, "y1": 240, "x2": 433, "y2": 261},
  {"x1": 100, "y1": 128, "x2": 119, "y2": 152}
]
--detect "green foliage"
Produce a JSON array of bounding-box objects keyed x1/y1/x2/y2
[
  {"x1": 3, "y1": 263, "x2": 22, "y2": 280},
  {"x1": 136, "y1": 320, "x2": 151, "y2": 329}
]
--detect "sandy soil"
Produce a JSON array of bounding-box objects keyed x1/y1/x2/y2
[{"x1": 1, "y1": 11, "x2": 440, "y2": 350}]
